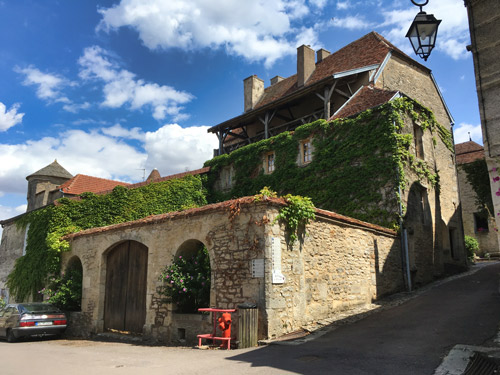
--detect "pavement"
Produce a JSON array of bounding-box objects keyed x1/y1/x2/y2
[
  {"x1": 2, "y1": 261, "x2": 500, "y2": 375},
  {"x1": 229, "y1": 261, "x2": 500, "y2": 374}
]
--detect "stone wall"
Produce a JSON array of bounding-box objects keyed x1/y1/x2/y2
[
  {"x1": 0, "y1": 220, "x2": 26, "y2": 303},
  {"x1": 62, "y1": 198, "x2": 405, "y2": 344},
  {"x1": 457, "y1": 166, "x2": 499, "y2": 256},
  {"x1": 264, "y1": 211, "x2": 402, "y2": 338}
]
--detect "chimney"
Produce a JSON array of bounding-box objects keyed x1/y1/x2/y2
[
  {"x1": 316, "y1": 48, "x2": 331, "y2": 63},
  {"x1": 297, "y1": 45, "x2": 315, "y2": 87},
  {"x1": 243, "y1": 75, "x2": 264, "y2": 112},
  {"x1": 270, "y1": 76, "x2": 285, "y2": 85}
]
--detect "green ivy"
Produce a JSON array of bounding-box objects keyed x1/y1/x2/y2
[
  {"x1": 460, "y1": 158, "x2": 494, "y2": 217},
  {"x1": 8, "y1": 175, "x2": 207, "y2": 301},
  {"x1": 274, "y1": 194, "x2": 316, "y2": 244},
  {"x1": 204, "y1": 97, "x2": 450, "y2": 230}
]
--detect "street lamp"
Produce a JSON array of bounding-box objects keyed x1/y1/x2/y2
[{"x1": 406, "y1": 0, "x2": 441, "y2": 61}]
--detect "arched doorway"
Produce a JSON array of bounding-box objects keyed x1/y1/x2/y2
[{"x1": 104, "y1": 240, "x2": 148, "y2": 333}]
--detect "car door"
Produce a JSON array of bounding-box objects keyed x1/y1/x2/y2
[{"x1": 0, "y1": 305, "x2": 14, "y2": 337}]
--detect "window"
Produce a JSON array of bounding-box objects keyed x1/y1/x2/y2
[
  {"x1": 265, "y1": 152, "x2": 275, "y2": 174},
  {"x1": 301, "y1": 139, "x2": 312, "y2": 164},
  {"x1": 474, "y1": 213, "x2": 489, "y2": 233},
  {"x1": 413, "y1": 124, "x2": 424, "y2": 159}
]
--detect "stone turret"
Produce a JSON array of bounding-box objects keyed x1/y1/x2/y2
[{"x1": 26, "y1": 160, "x2": 73, "y2": 211}]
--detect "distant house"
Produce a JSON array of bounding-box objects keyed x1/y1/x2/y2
[{"x1": 456, "y1": 141, "x2": 500, "y2": 256}]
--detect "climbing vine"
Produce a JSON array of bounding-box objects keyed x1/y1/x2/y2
[
  {"x1": 204, "y1": 97, "x2": 451, "y2": 230},
  {"x1": 8, "y1": 175, "x2": 207, "y2": 301},
  {"x1": 461, "y1": 158, "x2": 494, "y2": 218}
]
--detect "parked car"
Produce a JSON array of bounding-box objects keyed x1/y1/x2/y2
[{"x1": 0, "y1": 303, "x2": 67, "y2": 342}]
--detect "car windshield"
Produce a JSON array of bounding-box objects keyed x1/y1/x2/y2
[{"x1": 19, "y1": 303, "x2": 61, "y2": 313}]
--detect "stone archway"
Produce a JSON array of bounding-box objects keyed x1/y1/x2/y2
[{"x1": 104, "y1": 240, "x2": 148, "y2": 333}]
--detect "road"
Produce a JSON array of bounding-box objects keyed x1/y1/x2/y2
[{"x1": 2, "y1": 262, "x2": 500, "y2": 375}]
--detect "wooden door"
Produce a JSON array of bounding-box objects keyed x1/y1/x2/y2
[{"x1": 104, "y1": 241, "x2": 148, "y2": 333}]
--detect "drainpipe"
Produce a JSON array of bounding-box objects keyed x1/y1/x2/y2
[
  {"x1": 396, "y1": 120, "x2": 412, "y2": 292},
  {"x1": 398, "y1": 184, "x2": 412, "y2": 293}
]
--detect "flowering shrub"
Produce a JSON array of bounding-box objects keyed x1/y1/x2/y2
[
  {"x1": 159, "y1": 247, "x2": 211, "y2": 313},
  {"x1": 41, "y1": 265, "x2": 82, "y2": 311}
]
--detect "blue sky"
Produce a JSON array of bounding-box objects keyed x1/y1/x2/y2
[{"x1": 0, "y1": 0, "x2": 479, "y2": 227}]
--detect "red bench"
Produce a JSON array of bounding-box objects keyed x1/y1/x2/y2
[
  {"x1": 197, "y1": 333, "x2": 232, "y2": 350},
  {"x1": 197, "y1": 308, "x2": 236, "y2": 350}
]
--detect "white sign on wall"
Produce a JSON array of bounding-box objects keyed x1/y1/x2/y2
[
  {"x1": 271, "y1": 237, "x2": 285, "y2": 284},
  {"x1": 252, "y1": 259, "x2": 265, "y2": 278}
]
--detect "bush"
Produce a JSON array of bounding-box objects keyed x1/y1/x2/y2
[
  {"x1": 464, "y1": 235, "x2": 480, "y2": 261},
  {"x1": 0, "y1": 297, "x2": 5, "y2": 309},
  {"x1": 159, "y1": 247, "x2": 211, "y2": 313},
  {"x1": 42, "y1": 264, "x2": 83, "y2": 311}
]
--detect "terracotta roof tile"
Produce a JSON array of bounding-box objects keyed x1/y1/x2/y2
[
  {"x1": 93, "y1": 167, "x2": 211, "y2": 196},
  {"x1": 58, "y1": 174, "x2": 130, "y2": 195},
  {"x1": 455, "y1": 141, "x2": 484, "y2": 164},
  {"x1": 330, "y1": 85, "x2": 398, "y2": 120},
  {"x1": 255, "y1": 32, "x2": 416, "y2": 111}
]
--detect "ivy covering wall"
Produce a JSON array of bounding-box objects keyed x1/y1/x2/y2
[
  {"x1": 8, "y1": 175, "x2": 207, "y2": 301},
  {"x1": 461, "y1": 158, "x2": 494, "y2": 217},
  {"x1": 204, "y1": 97, "x2": 452, "y2": 229}
]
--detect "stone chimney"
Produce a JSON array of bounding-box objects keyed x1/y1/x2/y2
[
  {"x1": 316, "y1": 48, "x2": 331, "y2": 63},
  {"x1": 297, "y1": 45, "x2": 315, "y2": 87},
  {"x1": 270, "y1": 76, "x2": 285, "y2": 85},
  {"x1": 243, "y1": 75, "x2": 264, "y2": 112}
]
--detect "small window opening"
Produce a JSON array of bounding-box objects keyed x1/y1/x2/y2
[
  {"x1": 265, "y1": 152, "x2": 275, "y2": 174},
  {"x1": 474, "y1": 213, "x2": 489, "y2": 233},
  {"x1": 301, "y1": 140, "x2": 312, "y2": 164}
]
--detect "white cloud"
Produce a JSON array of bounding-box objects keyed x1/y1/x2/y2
[
  {"x1": 143, "y1": 124, "x2": 218, "y2": 175},
  {"x1": 97, "y1": 0, "x2": 321, "y2": 67},
  {"x1": 336, "y1": 1, "x2": 351, "y2": 10},
  {"x1": 0, "y1": 204, "x2": 26, "y2": 238},
  {"x1": 14, "y1": 66, "x2": 72, "y2": 103},
  {"x1": 79, "y1": 46, "x2": 193, "y2": 121},
  {"x1": 0, "y1": 123, "x2": 218, "y2": 198},
  {"x1": 62, "y1": 102, "x2": 91, "y2": 113},
  {"x1": 453, "y1": 123, "x2": 483, "y2": 144},
  {"x1": 101, "y1": 123, "x2": 144, "y2": 141},
  {"x1": 379, "y1": 0, "x2": 470, "y2": 60},
  {"x1": 331, "y1": 15, "x2": 373, "y2": 30},
  {"x1": 0, "y1": 102, "x2": 24, "y2": 132}
]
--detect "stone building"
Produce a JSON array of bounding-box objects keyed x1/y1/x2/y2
[
  {"x1": 60, "y1": 197, "x2": 403, "y2": 342},
  {"x1": 207, "y1": 31, "x2": 466, "y2": 287},
  {"x1": 456, "y1": 140, "x2": 500, "y2": 256},
  {"x1": 465, "y1": 0, "x2": 500, "y2": 250},
  {"x1": 0, "y1": 32, "x2": 468, "y2": 345}
]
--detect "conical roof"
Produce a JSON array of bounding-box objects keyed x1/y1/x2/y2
[
  {"x1": 26, "y1": 159, "x2": 73, "y2": 180},
  {"x1": 146, "y1": 168, "x2": 161, "y2": 181}
]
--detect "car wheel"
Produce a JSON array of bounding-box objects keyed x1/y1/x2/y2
[{"x1": 6, "y1": 329, "x2": 16, "y2": 343}]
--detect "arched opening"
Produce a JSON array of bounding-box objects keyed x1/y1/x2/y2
[
  {"x1": 45, "y1": 256, "x2": 83, "y2": 311},
  {"x1": 104, "y1": 240, "x2": 148, "y2": 333},
  {"x1": 160, "y1": 240, "x2": 211, "y2": 313}
]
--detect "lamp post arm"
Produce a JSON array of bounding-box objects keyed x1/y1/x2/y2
[{"x1": 410, "y1": 0, "x2": 429, "y2": 12}]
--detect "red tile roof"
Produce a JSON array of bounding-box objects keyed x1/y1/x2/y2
[
  {"x1": 58, "y1": 174, "x2": 130, "y2": 195},
  {"x1": 255, "y1": 32, "x2": 422, "y2": 110},
  {"x1": 455, "y1": 141, "x2": 484, "y2": 164},
  {"x1": 210, "y1": 32, "x2": 428, "y2": 133},
  {"x1": 330, "y1": 85, "x2": 399, "y2": 120},
  {"x1": 93, "y1": 167, "x2": 211, "y2": 196}
]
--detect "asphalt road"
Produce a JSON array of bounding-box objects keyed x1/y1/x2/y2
[{"x1": 1, "y1": 262, "x2": 500, "y2": 375}]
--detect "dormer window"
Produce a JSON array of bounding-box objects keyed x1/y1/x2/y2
[
  {"x1": 264, "y1": 152, "x2": 275, "y2": 174},
  {"x1": 301, "y1": 139, "x2": 312, "y2": 164}
]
